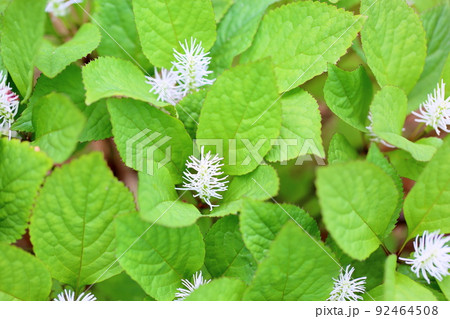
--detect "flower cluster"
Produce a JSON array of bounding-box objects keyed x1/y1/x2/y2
[
  {"x1": 328, "y1": 265, "x2": 367, "y2": 301},
  {"x1": 45, "y1": 0, "x2": 83, "y2": 17},
  {"x1": 175, "y1": 271, "x2": 211, "y2": 301},
  {"x1": 400, "y1": 230, "x2": 450, "y2": 284},
  {"x1": 0, "y1": 71, "x2": 20, "y2": 140},
  {"x1": 365, "y1": 112, "x2": 395, "y2": 148},
  {"x1": 176, "y1": 146, "x2": 228, "y2": 210},
  {"x1": 412, "y1": 80, "x2": 450, "y2": 135},
  {"x1": 54, "y1": 289, "x2": 96, "y2": 301},
  {"x1": 146, "y1": 38, "x2": 214, "y2": 105}
]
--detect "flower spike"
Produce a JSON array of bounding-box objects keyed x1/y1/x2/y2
[
  {"x1": 175, "y1": 271, "x2": 211, "y2": 301},
  {"x1": 0, "y1": 71, "x2": 20, "y2": 140},
  {"x1": 45, "y1": 0, "x2": 83, "y2": 17},
  {"x1": 145, "y1": 67, "x2": 183, "y2": 106},
  {"x1": 328, "y1": 265, "x2": 367, "y2": 301},
  {"x1": 54, "y1": 289, "x2": 97, "y2": 301}
]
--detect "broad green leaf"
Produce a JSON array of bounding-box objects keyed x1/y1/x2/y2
[
  {"x1": 204, "y1": 215, "x2": 256, "y2": 284},
  {"x1": 210, "y1": 0, "x2": 279, "y2": 74},
  {"x1": 361, "y1": 0, "x2": 427, "y2": 94},
  {"x1": 0, "y1": 139, "x2": 52, "y2": 243},
  {"x1": 266, "y1": 88, "x2": 324, "y2": 162},
  {"x1": 414, "y1": 0, "x2": 449, "y2": 13},
  {"x1": 0, "y1": 0, "x2": 11, "y2": 13},
  {"x1": 108, "y1": 98, "x2": 192, "y2": 183},
  {"x1": 438, "y1": 276, "x2": 450, "y2": 301},
  {"x1": 30, "y1": 153, "x2": 136, "y2": 289},
  {"x1": 244, "y1": 222, "x2": 340, "y2": 301},
  {"x1": 403, "y1": 138, "x2": 450, "y2": 239},
  {"x1": 324, "y1": 64, "x2": 372, "y2": 131},
  {"x1": 408, "y1": 5, "x2": 450, "y2": 111},
  {"x1": 93, "y1": 0, "x2": 150, "y2": 69},
  {"x1": 212, "y1": 0, "x2": 233, "y2": 22},
  {"x1": 316, "y1": 161, "x2": 398, "y2": 260},
  {"x1": 115, "y1": 213, "x2": 205, "y2": 300},
  {"x1": 371, "y1": 86, "x2": 437, "y2": 161},
  {"x1": 389, "y1": 149, "x2": 427, "y2": 181},
  {"x1": 1, "y1": 0, "x2": 46, "y2": 99},
  {"x1": 327, "y1": 133, "x2": 359, "y2": 164},
  {"x1": 36, "y1": 23, "x2": 101, "y2": 78},
  {"x1": 185, "y1": 277, "x2": 246, "y2": 301},
  {"x1": 13, "y1": 65, "x2": 111, "y2": 142},
  {"x1": 132, "y1": 0, "x2": 216, "y2": 68},
  {"x1": 32, "y1": 93, "x2": 86, "y2": 163},
  {"x1": 176, "y1": 90, "x2": 206, "y2": 139},
  {"x1": 197, "y1": 59, "x2": 281, "y2": 175},
  {"x1": 91, "y1": 272, "x2": 148, "y2": 301},
  {"x1": 241, "y1": 1, "x2": 364, "y2": 92},
  {"x1": 210, "y1": 165, "x2": 279, "y2": 217},
  {"x1": 240, "y1": 199, "x2": 320, "y2": 262},
  {"x1": 0, "y1": 244, "x2": 52, "y2": 300},
  {"x1": 82, "y1": 56, "x2": 164, "y2": 106},
  {"x1": 138, "y1": 168, "x2": 201, "y2": 228}
]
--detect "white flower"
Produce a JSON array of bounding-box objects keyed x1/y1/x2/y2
[
  {"x1": 365, "y1": 112, "x2": 395, "y2": 148},
  {"x1": 145, "y1": 67, "x2": 183, "y2": 106},
  {"x1": 412, "y1": 80, "x2": 450, "y2": 135},
  {"x1": 54, "y1": 289, "x2": 97, "y2": 301},
  {"x1": 0, "y1": 71, "x2": 20, "y2": 140},
  {"x1": 172, "y1": 38, "x2": 215, "y2": 96},
  {"x1": 176, "y1": 146, "x2": 228, "y2": 210},
  {"x1": 328, "y1": 265, "x2": 367, "y2": 301},
  {"x1": 46, "y1": 0, "x2": 83, "y2": 17},
  {"x1": 400, "y1": 230, "x2": 450, "y2": 284},
  {"x1": 175, "y1": 271, "x2": 211, "y2": 301}
]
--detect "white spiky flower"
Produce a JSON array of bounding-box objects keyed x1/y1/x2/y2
[
  {"x1": 176, "y1": 146, "x2": 228, "y2": 211},
  {"x1": 412, "y1": 80, "x2": 450, "y2": 135},
  {"x1": 175, "y1": 271, "x2": 211, "y2": 301},
  {"x1": 328, "y1": 265, "x2": 367, "y2": 301},
  {"x1": 45, "y1": 0, "x2": 83, "y2": 17},
  {"x1": 366, "y1": 112, "x2": 395, "y2": 148},
  {"x1": 145, "y1": 67, "x2": 183, "y2": 106},
  {"x1": 54, "y1": 289, "x2": 97, "y2": 301},
  {"x1": 0, "y1": 71, "x2": 20, "y2": 140},
  {"x1": 400, "y1": 230, "x2": 450, "y2": 284},
  {"x1": 172, "y1": 38, "x2": 215, "y2": 96}
]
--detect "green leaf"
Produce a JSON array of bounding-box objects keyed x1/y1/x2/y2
[
  {"x1": 30, "y1": 153, "x2": 136, "y2": 289},
  {"x1": 0, "y1": 139, "x2": 52, "y2": 243},
  {"x1": 241, "y1": 1, "x2": 364, "y2": 92},
  {"x1": 408, "y1": 4, "x2": 450, "y2": 111},
  {"x1": 115, "y1": 213, "x2": 205, "y2": 300},
  {"x1": 240, "y1": 200, "x2": 320, "y2": 262},
  {"x1": 210, "y1": 0, "x2": 279, "y2": 74},
  {"x1": 327, "y1": 133, "x2": 359, "y2": 164},
  {"x1": 197, "y1": 59, "x2": 281, "y2": 175},
  {"x1": 371, "y1": 86, "x2": 438, "y2": 161},
  {"x1": 1, "y1": 0, "x2": 46, "y2": 99},
  {"x1": 403, "y1": 137, "x2": 450, "y2": 239},
  {"x1": 108, "y1": 98, "x2": 192, "y2": 182},
  {"x1": 244, "y1": 222, "x2": 340, "y2": 301},
  {"x1": 266, "y1": 88, "x2": 324, "y2": 162},
  {"x1": 36, "y1": 23, "x2": 101, "y2": 78},
  {"x1": 205, "y1": 215, "x2": 257, "y2": 284},
  {"x1": 91, "y1": 272, "x2": 148, "y2": 301},
  {"x1": 138, "y1": 168, "x2": 201, "y2": 228},
  {"x1": 0, "y1": 244, "x2": 52, "y2": 300},
  {"x1": 82, "y1": 56, "x2": 164, "y2": 106},
  {"x1": 176, "y1": 89, "x2": 206, "y2": 139},
  {"x1": 210, "y1": 164, "x2": 279, "y2": 217},
  {"x1": 185, "y1": 277, "x2": 246, "y2": 301},
  {"x1": 212, "y1": 0, "x2": 233, "y2": 22},
  {"x1": 32, "y1": 93, "x2": 86, "y2": 163},
  {"x1": 132, "y1": 0, "x2": 216, "y2": 68},
  {"x1": 361, "y1": 0, "x2": 427, "y2": 94},
  {"x1": 316, "y1": 161, "x2": 398, "y2": 260},
  {"x1": 324, "y1": 65, "x2": 372, "y2": 131},
  {"x1": 438, "y1": 276, "x2": 450, "y2": 301},
  {"x1": 93, "y1": 0, "x2": 150, "y2": 69},
  {"x1": 389, "y1": 149, "x2": 427, "y2": 180}
]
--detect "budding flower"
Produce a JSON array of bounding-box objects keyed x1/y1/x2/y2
[
  {"x1": 365, "y1": 112, "x2": 395, "y2": 148},
  {"x1": 176, "y1": 146, "x2": 228, "y2": 211},
  {"x1": 400, "y1": 230, "x2": 450, "y2": 284},
  {"x1": 45, "y1": 0, "x2": 83, "y2": 17},
  {"x1": 145, "y1": 67, "x2": 183, "y2": 106},
  {"x1": 412, "y1": 80, "x2": 450, "y2": 135},
  {"x1": 175, "y1": 271, "x2": 211, "y2": 301},
  {"x1": 328, "y1": 265, "x2": 367, "y2": 301},
  {"x1": 54, "y1": 289, "x2": 97, "y2": 301},
  {"x1": 0, "y1": 71, "x2": 20, "y2": 140}
]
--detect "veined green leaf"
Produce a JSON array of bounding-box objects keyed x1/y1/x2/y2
[
  {"x1": 327, "y1": 133, "x2": 359, "y2": 164},
  {"x1": 211, "y1": 0, "x2": 233, "y2": 22},
  {"x1": 186, "y1": 277, "x2": 246, "y2": 301}
]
